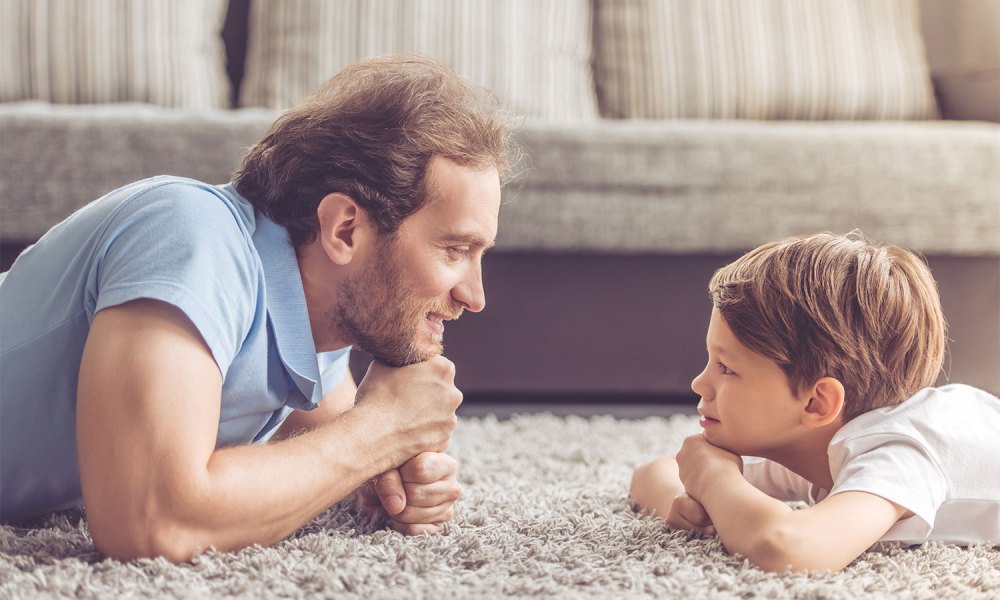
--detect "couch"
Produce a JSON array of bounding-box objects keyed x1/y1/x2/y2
[{"x1": 2, "y1": 0, "x2": 998, "y2": 399}]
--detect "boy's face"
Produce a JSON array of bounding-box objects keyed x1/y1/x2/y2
[{"x1": 690, "y1": 307, "x2": 809, "y2": 458}]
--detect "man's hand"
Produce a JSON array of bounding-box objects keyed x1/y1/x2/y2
[
  {"x1": 354, "y1": 358, "x2": 462, "y2": 467},
  {"x1": 355, "y1": 452, "x2": 461, "y2": 535},
  {"x1": 675, "y1": 434, "x2": 743, "y2": 502}
]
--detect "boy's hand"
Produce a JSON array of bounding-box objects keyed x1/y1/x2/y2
[
  {"x1": 676, "y1": 434, "x2": 743, "y2": 501},
  {"x1": 666, "y1": 492, "x2": 716, "y2": 536}
]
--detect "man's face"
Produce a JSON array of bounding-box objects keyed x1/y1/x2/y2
[
  {"x1": 333, "y1": 156, "x2": 501, "y2": 366},
  {"x1": 689, "y1": 307, "x2": 809, "y2": 458}
]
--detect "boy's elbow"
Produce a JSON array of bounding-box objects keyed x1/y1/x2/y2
[
  {"x1": 741, "y1": 525, "x2": 844, "y2": 574},
  {"x1": 744, "y1": 527, "x2": 799, "y2": 573}
]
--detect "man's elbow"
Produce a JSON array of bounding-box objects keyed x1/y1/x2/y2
[
  {"x1": 86, "y1": 489, "x2": 208, "y2": 563},
  {"x1": 90, "y1": 514, "x2": 203, "y2": 563}
]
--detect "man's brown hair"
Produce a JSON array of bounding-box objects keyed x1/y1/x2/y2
[
  {"x1": 233, "y1": 54, "x2": 520, "y2": 248},
  {"x1": 709, "y1": 232, "x2": 946, "y2": 421}
]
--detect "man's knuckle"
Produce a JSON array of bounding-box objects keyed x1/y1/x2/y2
[{"x1": 411, "y1": 461, "x2": 432, "y2": 482}]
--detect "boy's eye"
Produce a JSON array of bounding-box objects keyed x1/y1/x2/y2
[{"x1": 718, "y1": 362, "x2": 735, "y2": 375}]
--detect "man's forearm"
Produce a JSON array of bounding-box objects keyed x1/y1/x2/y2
[{"x1": 143, "y1": 404, "x2": 402, "y2": 561}]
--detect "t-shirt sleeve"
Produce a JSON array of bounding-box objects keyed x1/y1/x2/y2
[
  {"x1": 743, "y1": 456, "x2": 813, "y2": 502},
  {"x1": 87, "y1": 181, "x2": 259, "y2": 376},
  {"x1": 828, "y1": 435, "x2": 948, "y2": 537}
]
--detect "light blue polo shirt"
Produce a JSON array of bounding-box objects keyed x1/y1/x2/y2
[{"x1": 0, "y1": 176, "x2": 350, "y2": 522}]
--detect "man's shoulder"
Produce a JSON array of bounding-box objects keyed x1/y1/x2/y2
[{"x1": 105, "y1": 176, "x2": 255, "y2": 235}]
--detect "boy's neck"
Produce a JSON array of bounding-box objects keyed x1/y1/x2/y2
[{"x1": 768, "y1": 422, "x2": 844, "y2": 493}]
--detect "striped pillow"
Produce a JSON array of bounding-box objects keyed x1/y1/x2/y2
[
  {"x1": 0, "y1": 0, "x2": 230, "y2": 108},
  {"x1": 594, "y1": 0, "x2": 939, "y2": 120},
  {"x1": 240, "y1": 0, "x2": 597, "y2": 121}
]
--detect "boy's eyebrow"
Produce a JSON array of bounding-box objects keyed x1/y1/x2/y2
[{"x1": 708, "y1": 343, "x2": 732, "y2": 358}]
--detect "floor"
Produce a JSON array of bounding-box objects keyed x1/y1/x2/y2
[{"x1": 458, "y1": 400, "x2": 698, "y2": 420}]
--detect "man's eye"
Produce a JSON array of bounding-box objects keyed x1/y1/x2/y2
[{"x1": 718, "y1": 362, "x2": 735, "y2": 375}]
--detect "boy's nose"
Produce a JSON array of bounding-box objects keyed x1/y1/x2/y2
[{"x1": 690, "y1": 368, "x2": 709, "y2": 398}]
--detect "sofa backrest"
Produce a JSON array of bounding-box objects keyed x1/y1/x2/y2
[{"x1": 217, "y1": 0, "x2": 996, "y2": 121}]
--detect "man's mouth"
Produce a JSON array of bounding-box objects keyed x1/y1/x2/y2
[
  {"x1": 426, "y1": 314, "x2": 445, "y2": 334},
  {"x1": 425, "y1": 312, "x2": 460, "y2": 333}
]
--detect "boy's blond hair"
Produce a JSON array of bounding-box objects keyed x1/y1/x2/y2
[{"x1": 709, "y1": 232, "x2": 946, "y2": 421}]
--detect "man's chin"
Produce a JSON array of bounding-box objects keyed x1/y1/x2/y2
[{"x1": 365, "y1": 341, "x2": 443, "y2": 367}]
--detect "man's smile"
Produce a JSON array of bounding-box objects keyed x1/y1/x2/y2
[{"x1": 426, "y1": 314, "x2": 446, "y2": 334}]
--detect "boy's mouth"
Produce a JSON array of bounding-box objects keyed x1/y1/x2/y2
[{"x1": 697, "y1": 408, "x2": 720, "y2": 428}]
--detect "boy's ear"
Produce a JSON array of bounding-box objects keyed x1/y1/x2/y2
[
  {"x1": 801, "y1": 377, "x2": 846, "y2": 429},
  {"x1": 315, "y1": 192, "x2": 370, "y2": 265}
]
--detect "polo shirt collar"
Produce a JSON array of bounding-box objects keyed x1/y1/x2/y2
[{"x1": 224, "y1": 185, "x2": 323, "y2": 407}]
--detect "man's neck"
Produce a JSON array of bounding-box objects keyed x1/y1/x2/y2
[{"x1": 297, "y1": 240, "x2": 351, "y2": 353}]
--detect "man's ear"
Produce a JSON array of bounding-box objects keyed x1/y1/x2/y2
[
  {"x1": 316, "y1": 192, "x2": 368, "y2": 265},
  {"x1": 801, "y1": 377, "x2": 846, "y2": 429}
]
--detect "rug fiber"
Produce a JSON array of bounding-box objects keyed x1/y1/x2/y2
[{"x1": 2, "y1": 413, "x2": 998, "y2": 598}]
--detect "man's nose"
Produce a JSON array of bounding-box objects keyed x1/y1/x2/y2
[{"x1": 453, "y1": 264, "x2": 486, "y2": 313}]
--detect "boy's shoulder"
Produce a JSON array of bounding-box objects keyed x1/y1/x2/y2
[
  {"x1": 830, "y1": 384, "x2": 1000, "y2": 463},
  {"x1": 839, "y1": 383, "x2": 996, "y2": 431}
]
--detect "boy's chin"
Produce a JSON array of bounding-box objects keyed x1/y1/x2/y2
[{"x1": 702, "y1": 431, "x2": 742, "y2": 454}]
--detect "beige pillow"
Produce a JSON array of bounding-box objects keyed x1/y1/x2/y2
[
  {"x1": 0, "y1": 0, "x2": 230, "y2": 108},
  {"x1": 594, "y1": 0, "x2": 939, "y2": 120},
  {"x1": 240, "y1": 0, "x2": 597, "y2": 121}
]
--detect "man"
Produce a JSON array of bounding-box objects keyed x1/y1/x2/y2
[{"x1": 0, "y1": 55, "x2": 518, "y2": 562}]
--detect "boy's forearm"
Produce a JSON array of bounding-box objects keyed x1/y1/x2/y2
[
  {"x1": 696, "y1": 469, "x2": 797, "y2": 570},
  {"x1": 630, "y1": 456, "x2": 684, "y2": 516}
]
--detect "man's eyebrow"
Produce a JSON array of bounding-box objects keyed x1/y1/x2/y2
[{"x1": 442, "y1": 233, "x2": 495, "y2": 248}]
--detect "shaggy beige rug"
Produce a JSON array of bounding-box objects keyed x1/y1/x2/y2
[{"x1": 2, "y1": 413, "x2": 998, "y2": 598}]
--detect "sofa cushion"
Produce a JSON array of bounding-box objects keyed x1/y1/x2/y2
[
  {"x1": 0, "y1": 0, "x2": 230, "y2": 108},
  {"x1": 500, "y1": 119, "x2": 1000, "y2": 255},
  {"x1": 239, "y1": 0, "x2": 597, "y2": 121},
  {"x1": 0, "y1": 103, "x2": 273, "y2": 242},
  {"x1": 2, "y1": 105, "x2": 997, "y2": 256},
  {"x1": 594, "y1": 0, "x2": 939, "y2": 120}
]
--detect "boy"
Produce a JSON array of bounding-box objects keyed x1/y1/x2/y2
[{"x1": 630, "y1": 232, "x2": 1000, "y2": 573}]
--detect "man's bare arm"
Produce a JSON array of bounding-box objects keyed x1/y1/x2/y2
[
  {"x1": 270, "y1": 354, "x2": 463, "y2": 534},
  {"x1": 272, "y1": 366, "x2": 359, "y2": 441},
  {"x1": 77, "y1": 299, "x2": 459, "y2": 562}
]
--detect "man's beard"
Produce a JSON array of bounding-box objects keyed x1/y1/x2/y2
[{"x1": 331, "y1": 237, "x2": 463, "y2": 367}]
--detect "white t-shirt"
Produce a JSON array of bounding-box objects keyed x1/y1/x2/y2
[{"x1": 744, "y1": 384, "x2": 1000, "y2": 545}]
